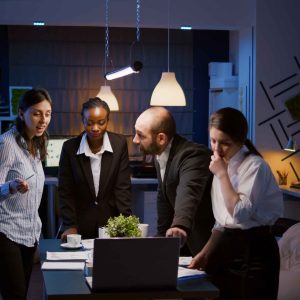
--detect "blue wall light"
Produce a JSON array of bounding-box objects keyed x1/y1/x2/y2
[
  {"x1": 33, "y1": 21, "x2": 45, "y2": 26},
  {"x1": 180, "y1": 25, "x2": 192, "y2": 30}
]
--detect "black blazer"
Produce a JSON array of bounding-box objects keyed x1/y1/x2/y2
[
  {"x1": 58, "y1": 131, "x2": 132, "y2": 238},
  {"x1": 156, "y1": 134, "x2": 214, "y2": 255}
]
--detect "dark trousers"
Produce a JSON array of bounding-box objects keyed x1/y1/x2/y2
[
  {"x1": 0, "y1": 233, "x2": 37, "y2": 300},
  {"x1": 207, "y1": 227, "x2": 280, "y2": 300}
]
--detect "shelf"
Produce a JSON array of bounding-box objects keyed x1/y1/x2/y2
[
  {"x1": 0, "y1": 116, "x2": 14, "y2": 121},
  {"x1": 281, "y1": 186, "x2": 300, "y2": 198}
]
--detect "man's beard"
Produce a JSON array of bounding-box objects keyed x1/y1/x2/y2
[{"x1": 140, "y1": 141, "x2": 162, "y2": 155}]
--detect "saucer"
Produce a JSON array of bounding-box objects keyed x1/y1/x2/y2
[{"x1": 60, "y1": 242, "x2": 83, "y2": 249}]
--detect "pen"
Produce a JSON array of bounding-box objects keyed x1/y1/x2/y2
[{"x1": 25, "y1": 174, "x2": 34, "y2": 180}]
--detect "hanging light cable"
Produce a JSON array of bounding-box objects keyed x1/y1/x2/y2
[
  {"x1": 104, "y1": 0, "x2": 143, "y2": 80},
  {"x1": 96, "y1": 0, "x2": 119, "y2": 110},
  {"x1": 150, "y1": 0, "x2": 186, "y2": 106}
]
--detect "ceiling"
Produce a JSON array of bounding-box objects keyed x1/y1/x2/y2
[{"x1": 0, "y1": 0, "x2": 255, "y2": 30}]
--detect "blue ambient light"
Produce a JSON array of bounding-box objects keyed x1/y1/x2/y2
[{"x1": 33, "y1": 21, "x2": 45, "y2": 26}]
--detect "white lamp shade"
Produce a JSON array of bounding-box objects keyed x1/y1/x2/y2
[
  {"x1": 150, "y1": 72, "x2": 186, "y2": 106},
  {"x1": 96, "y1": 85, "x2": 119, "y2": 111}
]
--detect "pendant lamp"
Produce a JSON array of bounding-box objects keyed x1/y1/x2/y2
[
  {"x1": 96, "y1": 0, "x2": 119, "y2": 111},
  {"x1": 150, "y1": 72, "x2": 186, "y2": 106},
  {"x1": 104, "y1": 0, "x2": 143, "y2": 81},
  {"x1": 150, "y1": 0, "x2": 186, "y2": 106},
  {"x1": 96, "y1": 86, "x2": 119, "y2": 111},
  {"x1": 105, "y1": 61, "x2": 143, "y2": 80}
]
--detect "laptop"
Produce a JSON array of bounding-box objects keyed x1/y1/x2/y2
[{"x1": 88, "y1": 237, "x2": 180, "y2": 292}]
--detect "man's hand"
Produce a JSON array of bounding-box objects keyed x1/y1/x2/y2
[
  {"x1": 166, "y1": 227, "x2": 187, "y2": 247},
  {"x1": 61, "y1": 227, "x2": 78, "y2": 241}
]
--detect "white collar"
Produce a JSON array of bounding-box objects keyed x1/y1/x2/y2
[
  {"x1": 76, "y1": 132, "x2": 113, "y2": 156},
  {"x1": 227, "y1": 145, "x2": 248, "y2": 175},
  {"x1": 156, "y1": 138, "x2": 173, "y2": 163}
]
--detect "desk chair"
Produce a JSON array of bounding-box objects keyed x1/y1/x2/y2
[{"x1": 277, "y1": 221, "x2": 300, "y2": 300}]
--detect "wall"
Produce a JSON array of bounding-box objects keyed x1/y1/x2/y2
[
  {"x1": 0, "y1": 26, "x2": 9, "y2": 110},
  {"x1": 255, "y1": 0, "x2": 300, "y2": 185},
  {"x1": 0, "y1": 0, "x2": 255, "y2": 30},
  {"x1": 7, "y1": 26, "x2": 194, "y2": 157},
  {"x1": 238, "y1": 26, "x2": 255, "y2": 141},
  {"x1": 5, "y1": 25, "x2": 229, "y2": 156}
]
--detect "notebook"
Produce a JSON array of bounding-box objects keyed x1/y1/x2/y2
[{"x1": 88, "y1": 237, "x2": 180, "y2": 292}]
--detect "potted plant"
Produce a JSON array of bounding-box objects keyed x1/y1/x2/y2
[{"x1": 105, "y1": 214, "x2": 141, "y2": 237}]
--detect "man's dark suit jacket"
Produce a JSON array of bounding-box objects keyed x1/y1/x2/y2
[
  {"x1": 156, "y1": 134, "x2": 214, "y2": 256},
  {"x1": 58, "y1": 131, "x2": 132, "y2": 239}
]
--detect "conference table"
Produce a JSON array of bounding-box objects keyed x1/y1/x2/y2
[{"x1": 39, "y1": 239, "x2": 219, "y2": 300}]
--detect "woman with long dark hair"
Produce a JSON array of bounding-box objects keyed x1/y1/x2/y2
[
  {"x1": 189, "y1": 107, "x2": 283, "y2": 300},
  {"x1": 0, "y1": 88, "x2": 52, "y2": 300}
]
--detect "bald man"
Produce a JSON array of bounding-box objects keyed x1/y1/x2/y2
[{"x1": 133, "y1": 107, "x2": 214, "y2": 255}]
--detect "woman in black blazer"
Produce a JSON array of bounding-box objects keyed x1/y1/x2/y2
[{"x1": 58, "y1": 98, "x2": 132, "y2": 239}]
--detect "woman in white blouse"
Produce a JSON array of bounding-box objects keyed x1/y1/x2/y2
[
  {"x1": 189, "y1": 107, "x2": 283, "y2": 300},
  {"x1": 0, "y1": 88, "x2": 52, "y2": 300}
]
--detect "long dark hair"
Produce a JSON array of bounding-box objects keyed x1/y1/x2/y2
[
  {"x1": 209, "y1": 107, "x2": 262, "y2": 157},
  {"x1": 15, "y1": 88, "x2": 53, "y2": 160}
]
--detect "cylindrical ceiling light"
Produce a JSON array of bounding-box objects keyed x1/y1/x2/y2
[
  {"x1": 105, "y1": 61, "x2": 143, "y2": 81},
  {"x1": 104, "y1": 0, "x2": 143, "y2": 81}
]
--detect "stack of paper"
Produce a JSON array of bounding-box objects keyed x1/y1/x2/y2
[
  {"x1": 46, "y1": 251, "x2": 89, "y2": 261},
  {"x1": 41, "y1": 262, "x2": 85, "y2": 270}
]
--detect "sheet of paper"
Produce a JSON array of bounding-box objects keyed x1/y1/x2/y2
[
  {"x1": 179, "y1": 256, "x2": 193, "y2": 266},
  {"x1": 81, "y1": 239, "x2": 94, "y2": 249},
  {"x1": 46, "y1": 251, "x2": 88, "y2": 261},
  {"x1": 177, "y1": 266, "x2": 206, "y2": 279},
  {"x1": 85, "y1": 276, "x2": 92, "y2": 289},
  {"x1": 41, "y1": 261, "x2": 85, "y2": 270}
]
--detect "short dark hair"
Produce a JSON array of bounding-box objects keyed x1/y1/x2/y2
[
  {"x1": 81, "y1": 97, "x2": 110, "y2": 121},
  {"x1": 151, "y1": 109, "x2": 176, "y2": 139}
]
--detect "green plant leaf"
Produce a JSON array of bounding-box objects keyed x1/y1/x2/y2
[{"x1": 106, "y1": 214, "x2": 141, "y2": 237}]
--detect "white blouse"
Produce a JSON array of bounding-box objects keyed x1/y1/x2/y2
[
  {"x1": 0, "y1": 127, "x2": 44, "y2": 247},
  {"x1": 211, "y1": 146, "x2": 283, "y2": 230},
  {"x1": 76, "y1": 132, "x2": 113, "y2": 197}
]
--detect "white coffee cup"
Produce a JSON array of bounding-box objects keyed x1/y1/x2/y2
[
  {"x1": 98, "y1": 227, "x2": 109, "y2": 238},
  {"x1": 138, "y1": 223, "x2": 149, "y2": 237},
  {"x1": 67, "y1": 234, "x2": 81, "y2": 246}
]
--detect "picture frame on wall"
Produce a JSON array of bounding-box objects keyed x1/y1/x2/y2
[{"x1": 9, "y1": 86, "x2": 32, "y2": 117}]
